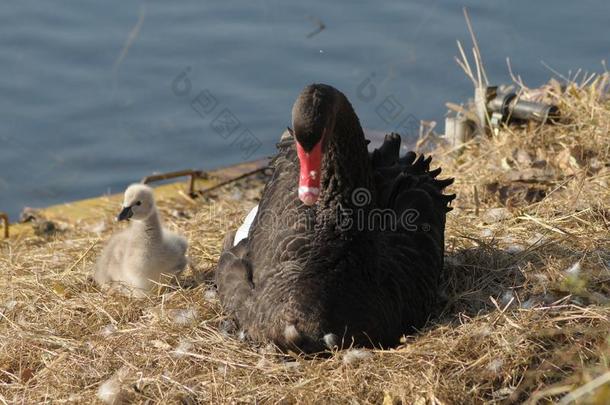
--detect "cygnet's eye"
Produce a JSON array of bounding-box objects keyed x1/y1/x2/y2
[{"x1": 135, "y1": 201, "x2": 142, "y2": 206}]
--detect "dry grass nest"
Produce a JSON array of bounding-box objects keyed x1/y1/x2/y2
[{"x1": 1, "y1": 75, "x2": 610, "y2": 404}]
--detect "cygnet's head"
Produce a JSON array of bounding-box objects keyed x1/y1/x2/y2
[{"x1": 118, "y1": 184, "x2": 156, "y2": 221}]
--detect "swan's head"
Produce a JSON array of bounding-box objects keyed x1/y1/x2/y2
[
  {"x1": 290, "y1": 83, "x2": 338, "y2": 205},
  {"x1": 118, "y1": 184, "x2": 156, "y2": 221}
]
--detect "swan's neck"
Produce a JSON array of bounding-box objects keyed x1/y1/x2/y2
[
  {"x1": 317, "y1": 96, "x2": 374, "y2": 219},
  {"x1": 133, "y1": 210, "x2": 162, "y2": 242}
]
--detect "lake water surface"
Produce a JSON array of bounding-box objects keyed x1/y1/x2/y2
[{"x1": 1, "y1": 0, "x2": 609, "y2": 219}]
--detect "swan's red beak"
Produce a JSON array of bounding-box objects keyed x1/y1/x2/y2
[{"x1": 296, "y1": 140, "x2": 322, "y2": 205}]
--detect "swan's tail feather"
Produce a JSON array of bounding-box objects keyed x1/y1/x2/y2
[
  {"x1": 435, "y1": 177, "x2": 455, "y2": 189},
  {"x1": 371, "y1": 133, "x2": 456, "y2": 216},
  {"x1": 399, "y1": 150, "x2": 417, "y2": 166},
  {"x1": 428, "y1": 166, "x2": 442, "y2": 178},
  {"x1": 370, "y1": 133, "x2": 401, "y2": 168}
]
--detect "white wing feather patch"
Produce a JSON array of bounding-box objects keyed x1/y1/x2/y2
[{"x1": 233, "y1": 205, "x2": 259, "y2": 246}]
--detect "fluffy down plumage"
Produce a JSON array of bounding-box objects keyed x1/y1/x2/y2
[{"x1": 94, "y1": 184, "x2": 187, "y2": 296}]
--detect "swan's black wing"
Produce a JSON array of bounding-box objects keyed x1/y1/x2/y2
[
  {"x1": 216, "y1": 132, "x2": 320, "y2": 349},
  {"x1": 369, "y1": 133, "x2": 455, "y2": 331}
]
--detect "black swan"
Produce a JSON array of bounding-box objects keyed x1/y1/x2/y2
[{"x1": 216, "y1": 83, "x2": 455, "y2": 352}]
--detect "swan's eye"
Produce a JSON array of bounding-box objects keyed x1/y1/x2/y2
[{"x1": 135, "y1": 201, "x2": 142, "y2": 206}]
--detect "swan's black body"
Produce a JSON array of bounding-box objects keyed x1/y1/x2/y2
[{"x1": 216, "y1": 84, "x2": 455, "y2": 352}]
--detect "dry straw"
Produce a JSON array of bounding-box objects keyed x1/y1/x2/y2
[{"x1": 1, "y1": 78, "x2": 610, "y2": 403}]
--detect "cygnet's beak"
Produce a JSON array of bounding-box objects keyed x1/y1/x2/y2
[{"x1": 117, "y1": 206, "x2": 134, "y2": 221}]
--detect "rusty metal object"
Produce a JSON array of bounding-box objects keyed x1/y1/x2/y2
[
  {"x1": 195, "y1": 166, "x2": 269, "y2": 196},
  {"x1": 140, "y1": 159, "x2": 270, "y2": 198},
  {"x1": 0, "y1": 212, "x2": 8, "y2": 238},
  {"x1": 141, "y1": 169, "x2": 205, "y2": 197},
  {"x1": 209, "y1": 158, "x2": 269, "y2": 182}
]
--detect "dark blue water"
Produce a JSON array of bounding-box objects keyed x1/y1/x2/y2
[{"x1": 1, "y1": 1, "x2": 609, "y2": 220}]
